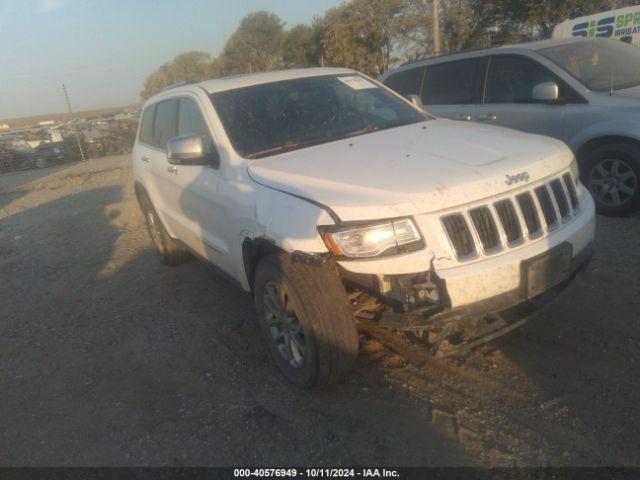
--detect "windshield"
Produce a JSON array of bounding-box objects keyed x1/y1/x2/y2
[
  {"x1": 539, "y1": 39, "x2": 640, "y2": 92},
  {"x1": 210, "y1": 74, "x2": 429, "y2": 158}
]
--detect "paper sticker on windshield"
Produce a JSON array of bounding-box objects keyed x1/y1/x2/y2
[{"x1": 337, "y1": 76, "x2": 377, "y2": 90}]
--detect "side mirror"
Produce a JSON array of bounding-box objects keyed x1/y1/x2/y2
[
  {"x1": 406, "y1": 94, "x2": 424, "y2": 110},
  {"x1": 167, "y1": 134, "x2": 207, "y2": 165},
  {"x1": 532, "y1": 82, "x2": 560, "y2": 102}
]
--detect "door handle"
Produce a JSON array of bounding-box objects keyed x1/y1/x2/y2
[
  {"x1": 480, "y1": 113, "x2": 497, "y2": 121},
  {"x1": 167, "y1": 165, "x2": 179, "y2": 174},
  {"x1": 140, "y1": 155, "x2": 150, "y2": 163},
  {"x1": 458, "y1": 114, "x2": 472, "y2": 121}
]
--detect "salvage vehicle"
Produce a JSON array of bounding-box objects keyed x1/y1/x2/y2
[
  {"x1": 382, "y1": 38, "x2": 640, "y2": 216},
  {"x1": 132, "y1": 68, "x2": 595, "y2": 388}
]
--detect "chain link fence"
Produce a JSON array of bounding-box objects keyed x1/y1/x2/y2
[{"x1": 0, "y1": 109, "x2": 139, "y2": 176}]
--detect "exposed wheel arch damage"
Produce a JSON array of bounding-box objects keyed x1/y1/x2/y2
[
  {"x1": 242, "y1": 237, "x2": 284, "y2": 291},
  {"x1": 242, "y1": 237, "x2": 333, "y2": 292}
]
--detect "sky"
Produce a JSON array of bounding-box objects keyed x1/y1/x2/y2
[{"x1": 0, "y1": 0, "x2": 343, "y2": 120}]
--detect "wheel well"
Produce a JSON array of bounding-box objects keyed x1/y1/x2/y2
[
  {"x1": 242, "y1": 237, "x2": 285, "y2": 291},
  {"x1": 133, "y1": 181, "x2": 149, "y2": 210},
  {"x1": 576, "y1": 136, "x2": 640, "y2": 164}
]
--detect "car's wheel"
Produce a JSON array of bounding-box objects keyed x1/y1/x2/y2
[
  {"x1": 140, "y1": 195, "x2": 191, "y2": 266},
  {"x1": 583, "y1": 143, "x2": 640, "y2": 216},
  {"x1": 253, "y1": 254, "x2": 359, "y2": 388}
]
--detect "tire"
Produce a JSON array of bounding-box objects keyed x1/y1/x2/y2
[
  {"x1": 139, "y1": 192, "x2": 191, "y2": 266},
  {"x1": 582, "y1": 143, "x2": 640, "y2": 216},
  {"x1": 253, "y1": 254, "x2": 359, "y2": 388}
]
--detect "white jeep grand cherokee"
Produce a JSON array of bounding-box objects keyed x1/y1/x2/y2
[{"x1": 133, "y1": 68, "x2": 596, "y2": 388}]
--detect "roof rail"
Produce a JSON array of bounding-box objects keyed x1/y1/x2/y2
[
  {"x1": 161, "y1": 79, "x2": 202, "y2": 92},
  {"x1": 399, "y1": 47, "x2": 480, "y2": 67},
  {"x1": 398, "y1": 42, "x2": 506, "y2": 67}
]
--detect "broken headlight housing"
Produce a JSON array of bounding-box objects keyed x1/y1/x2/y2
[{"x1": 319, "y1": 218, "x2": 424, "y2": 259}]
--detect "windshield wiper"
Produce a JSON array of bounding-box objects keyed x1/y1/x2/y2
[
  {"x1": 244, "y1": 138, "x2": 329, "y2": 159},
  {"x1": 342, "y1": 120, "x2": 414, "y2": 140},
  {"x1": 344, "y1": 125, "x2": 380, "y2": 138},
  {"x1": 245, "y1": 122, "x2": 412, "y2": 159}
]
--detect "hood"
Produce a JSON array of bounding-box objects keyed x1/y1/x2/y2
[
  {"x1": 248, "y1": 120, "x2": 574, "y2": 222},
  {"x1": 614, "y1": 85, "x2": 640, "y2": 100}
]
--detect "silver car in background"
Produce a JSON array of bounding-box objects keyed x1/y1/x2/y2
[{"x1": 382, "y1": 38, "x2": 640, "y2": 216}]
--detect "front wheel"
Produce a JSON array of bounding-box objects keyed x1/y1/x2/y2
[
  {"x1": 253, "y1": 254, "x2": 359, "y2": 388},
  {"x1": 583, "y1": 143, "x2": 640, "y2": 216}
]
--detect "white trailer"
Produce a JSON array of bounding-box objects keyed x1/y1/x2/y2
[{"x1": 553, "y1": 6, "x2": 640, "y2": 46}]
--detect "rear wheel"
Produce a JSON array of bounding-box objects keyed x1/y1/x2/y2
[
  {"x1": 583, "y1": 143, "x2": 640, "y2": 216},
  {"x1": 140, "y1": 193, "x2": 190, "y2": 266},
  {"x1": 253, "y1": 254, "x2": 359, "y2": 388}
]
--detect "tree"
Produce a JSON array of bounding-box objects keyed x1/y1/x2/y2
[
  {"x1": 140, "y1": 51, "x2": 213, "y2": 100},
  {"x1": 283, "y1": 24, "x2": 319, "y2": 67},
  {"x1": 321, "y1": 0, "x2": 409, "y2": 77},
  {"x1": 393, "y1": 0, "x2": 433, "y2": 63},
  {"x1": 222, "y1": 11, "x2": 285, "y2": 74},
  {"x1": 435, "y1": 0, "x2": 520, "y2": 53}
]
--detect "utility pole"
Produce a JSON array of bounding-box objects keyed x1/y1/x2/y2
[
  {"x1": 62, "y1": 84, "x2": 86, "y2": 163},
  {"x1": 433, "y1": 0, "x2": 441, "y2": 56}
]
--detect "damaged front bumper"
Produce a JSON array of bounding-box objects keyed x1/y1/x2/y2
[
  {"x1": 343, "y1": 241, "x2": 593, "y2": 334},
  {"x1": 337, "y1": 195, "x2": 596, "y2": 332}
]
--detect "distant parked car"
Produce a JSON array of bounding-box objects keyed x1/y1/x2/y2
[
  {"x1": 382, "y1": 38, "x2": 640, "y2": 215},
  {"x1": 33, "y1": 142, "x2": 65, "y2": 168}
]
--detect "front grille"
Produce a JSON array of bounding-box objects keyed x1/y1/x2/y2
[
  {"x1": 441, "y1": 171, "x2": 581, "y2": 260},
  {"x1": 563, "y1": 173, "x2": 579, "y2": 210},
  {"x1": 550, "y1": 179, "x2": 570, "y2": 219},
  {"x1": 516, "y1": 193, "x2": 541, "y2": 236},
  {"x1": 495, "y1": 199, "x2": 522, "y2": 243},
  {"x1": 535, "y1": 186, "x2": 558, "y2": 227},
  {"x1": 442, "y1": 214, "x2": 475, "y2": 258},
  {"x1": 469, "y1": 207, "x2": 501, "y2": 251}
]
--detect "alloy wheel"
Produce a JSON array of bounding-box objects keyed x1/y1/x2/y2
[
  {"x1": 589, "y1": 158, "x2": 638, "y2": 207},
  {"x1": 262, "y1": 281, "x2": 307, "y2": 369}
]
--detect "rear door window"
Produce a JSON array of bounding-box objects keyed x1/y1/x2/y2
[
  {"x1": 485, "y1": 56, "x2": 557, "y2": 104},
  {"x1": 422, "y1": 59, "x2": 479, "y2": 105},
  {"x1": 384, "y1": 67, "x2": 425, "y2": 98},
  {"x1": 153, "y1": 99, "x2": 178, "y2": 149},
  {"x1": 139, "y1": 104, "x2": 156, "y2": 145}
]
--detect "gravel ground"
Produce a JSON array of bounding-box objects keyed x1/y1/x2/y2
[{"x1": 1, "y1": 155, "x2": 639, "y2": 467}]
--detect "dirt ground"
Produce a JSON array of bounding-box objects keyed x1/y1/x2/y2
[{"x1": 1, "y1": 154, "x2": 639, "y2": 467}]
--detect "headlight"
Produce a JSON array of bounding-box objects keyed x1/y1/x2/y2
[{"x1": 319, "y1": 218, "x2": 424, "y2": 258}]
